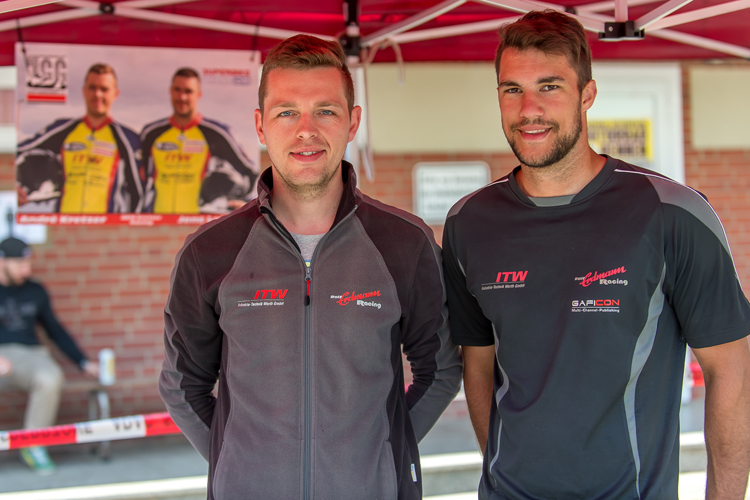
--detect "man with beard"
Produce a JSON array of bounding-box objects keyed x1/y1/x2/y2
[
  {"x1": 159, "y1": 35, "x2": 461, "y2": 499},
  {"x1": 443, "y1": 10, "x2": 750, "y2": 500},
  {"x1": 0, "y1": 238, "x2": 98, "y2": 474}
]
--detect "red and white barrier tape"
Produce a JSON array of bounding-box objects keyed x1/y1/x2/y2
[{"x1": 0, "y1": 412, "x2": 181, "y2": 451}]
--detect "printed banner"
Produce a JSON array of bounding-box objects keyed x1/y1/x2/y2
[{"x1": 15, "y1": 43, "x2": 261, "y2": 225}]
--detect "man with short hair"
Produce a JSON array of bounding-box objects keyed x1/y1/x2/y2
[
  {"x1": 443, "y1": 10, "x2": 750, "y2": 499},
  {"x1": 159, "y1": 35, "x2": 462, "y2": 499},
  {"x1": 0, "y1": 237, "x2": 98, "y2": 474},
  {"x1": 140, "y1": 68, "x2": 259, "y2": 214},
  {"x1": 16, "y1": 63, "x2": 142, "y2": 213}
]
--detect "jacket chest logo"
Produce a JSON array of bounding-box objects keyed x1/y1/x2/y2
[
  {"x1": 237, "y1": 289, "x2": 288, "y2": 307},
  {"x1": 575, "y1": 266, "x2": 628, "y2": 287},
  {"x1": 331, "y1": 290, "x2": 382, "y2": 310}
]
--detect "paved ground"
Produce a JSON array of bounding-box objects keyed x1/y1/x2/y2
[{"x1": 0, "y1": 395, "x2": 707, "y2": 495}]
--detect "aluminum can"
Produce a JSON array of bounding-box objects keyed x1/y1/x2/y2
[{"x1": 98, "y1": 348, "x2": 116, "y2": 386}]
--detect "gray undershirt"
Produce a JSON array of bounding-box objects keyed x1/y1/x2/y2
[
  {"x1": 290, "y1": 232, "x2": 325, "y2": 265},
  {"x1": 528, "y1": 195, "x2": 576, "y2": 207}
]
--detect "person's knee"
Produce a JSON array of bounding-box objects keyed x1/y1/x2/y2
[{"x1": 33, "y1": 366, "x2": 64, "y2": 394}]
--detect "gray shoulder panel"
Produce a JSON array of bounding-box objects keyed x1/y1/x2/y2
[
  {"x1": 615, "y1": 169, "x2": 732, "y2": 256},
  {"x1": 447, "y1": 178, "x2": 508, "y2": 219}
]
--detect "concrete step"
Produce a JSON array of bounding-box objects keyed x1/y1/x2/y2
[{"x1": 0, "y1": 433, "x2": 709, "y2": 500}]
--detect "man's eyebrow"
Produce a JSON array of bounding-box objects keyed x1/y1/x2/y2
[
  {"x1": 498, "y1": 75, "x2": 566, "y2": 87},
  {"x1": 267, "y1": 101, "x2": 344, "y2": 109},
  {"x1": 268, "y1": 101, "x2": 297, "y2": 109},
  {"x1": 316, "y1": 101, "x2": 345, "y2": 108}
]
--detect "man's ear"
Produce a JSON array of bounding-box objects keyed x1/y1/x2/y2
[
  {"x1": 348, "y1": 106, "x2": 362, "y2": 142},
  {"x1": 581, "y1": 79, "x2": 597, "y2": 113},
  {"x1": 254, "y1": 109, "x2": 266, "y2": 145}
]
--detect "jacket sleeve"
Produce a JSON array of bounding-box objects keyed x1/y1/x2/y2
[
  {"x1": 402, "y1": 236, "x2": 463, "y2": 442},
  {"x1": 36, "y1": 283, "x2": 87, "y2": 367},
  {"x1": 159, "y1": 242, "x2": 223, "y2": 460}
]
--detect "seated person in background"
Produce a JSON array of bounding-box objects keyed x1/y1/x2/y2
[
  {"x1": 140, "y1": 67, "x2": 259, "y2": 214},
  {"x1": 16, "y1": 63, "x2": 142, "y2": 214},
  {"x1": 0, "y1": 238, "x2": 98, "y2": 474}
]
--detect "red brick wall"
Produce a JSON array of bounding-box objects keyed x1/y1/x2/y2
[
  {"x1": 681, "y1": 62, "x2": 750, "y2": 287},
  {"x1": 1, "y1": 61, "x2": 749, "y2": 429}
]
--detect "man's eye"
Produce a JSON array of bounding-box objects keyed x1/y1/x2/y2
[
  {"x1": 278, "y1": 111, "x2": 293, "y2": 117},
  {"x1": 504, "y1": 88, "x2": 521, "y2": 94},
  {"x1": 319, "y1": 109, "x2": 335, "y2": 115},
  {"x1": 541, "y1": 85, "x2": 559, "y2": 91}
]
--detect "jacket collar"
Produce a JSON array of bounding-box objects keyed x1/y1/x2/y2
[{"x1": 257, "y1": 161, "x2": 361, "y2": 228}]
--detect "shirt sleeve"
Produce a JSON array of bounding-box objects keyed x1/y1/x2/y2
[
  {"x1": 36, "y1": 284, "x2": 87, "y2": 367},
  {"x1": 442, "y1": 214, "x2": 496, "y2": 347},
  {"x1": 159, "y1": 243, "x2": 223, "y2": 460},
  {"x1": 661, "y1": 192, "x2": 750, "y2": 349},
  {"x1": 402, "y1": 236, "x2": 463, "y2": 442}
]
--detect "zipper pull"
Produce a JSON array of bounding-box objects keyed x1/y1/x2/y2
[{"x1": 305, "y1": 266, "x2": 311, "y2": 306}]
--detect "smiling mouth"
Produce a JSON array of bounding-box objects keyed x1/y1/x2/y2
[{"x1": 296, "y1": 151, "x2": 321, "y2": 156}]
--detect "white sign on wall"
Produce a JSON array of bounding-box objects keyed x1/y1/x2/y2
[
  {"x1": 590, "y1": 63, "x2": 684, "y2": 183},
  {"x1": 413, "y1": 162, "x2": 490, "y2": 224}
]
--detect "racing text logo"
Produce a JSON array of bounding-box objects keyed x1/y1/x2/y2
[
  {"x1": 332, "y1": 290, "x2": 382, "y2": 309},
  {"x1": 576, "y1": 266, "x2": 627, "y2": 287}
]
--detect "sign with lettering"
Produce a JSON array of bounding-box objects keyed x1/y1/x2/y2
[
  {"x1": 413, "y1": 162, "x2": 490, "y2": 224},
  {"x1": 15, "y1": 42, "x2": 260, "y2": 225}
]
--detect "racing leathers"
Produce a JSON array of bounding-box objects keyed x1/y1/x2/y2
[
  {"x1": 140, "y1": 115, "x2": 259, "y2": 214},
  {"x1": 159, "y1": 162, "x2": 463, "y2": 500},
  {"x1": 16, "y1": 117, "x2": 142, "y2": 213}
]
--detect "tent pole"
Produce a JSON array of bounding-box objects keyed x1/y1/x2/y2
[
  {"x1": 635, "y1": 0, "x2": 694, "y2": 30},
  {"x1": 362, "y1": 0, "x2": 467, "y2": 47},
  {"x1": 0, "y1": 0, "x2": 197, "y2": 33},
  {"x1": 0, "y1": 0, "x2": 64, "y2": 15},
  {"x1": 647, "y1": 0, "x2": 750, "y2": 30}
]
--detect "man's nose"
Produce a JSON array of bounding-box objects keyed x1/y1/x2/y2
[
  {"x1": 296, "y1": 113, "x2": 318, "y2": 139},
  {"x1": 519, "y1": 92, "x2": 544, "y2": 119}
]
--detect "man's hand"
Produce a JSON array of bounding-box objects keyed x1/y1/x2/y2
[
  {"x1": 693, "y1": 337, "x2": 750, "y2": 500},
  {"x1": 463, "y1": 345, "x2": 496, "y2": 456},
  {"x1": 0, "y1": 355, "x2": 12, "y2": 376},
  {"x1": 82, "y1": 360, "x2": 99, "y2": 379}
]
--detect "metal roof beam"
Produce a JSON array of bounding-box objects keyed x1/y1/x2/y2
[
  {"x1": 635, "y1": 0, "x2": 694, "y2": 30},
  {"x1": 392, "y1": 16, "x2": 520, "y2": 43},
  {"x1": 0, "y1": 5, "x2": 96, "y2": 32},
  {"x1": 474, "y1": 0, "x2": 606, "y2": 31},
  {"x1": 362, "y1": 0, "x2": 467, "y2": 47},
  {"x1": 647, "y1": 0, "x2": 750, "y2": 30},
  {"x1": 56, "y1": 0, "x2": 333, "y2": 41},
  {"x1": 614, "y1": 0, "x2": 628, "y2": 21},
  {"x1": 388, "y1": 4, "x2": 750, "y2": 59},
  {"x1": 0, "y1": 0, "x2": 199, "y2": 33},
  {"x1": 650, "y1": 27, "x2": 750, "y2": 58},
  {"x1": 575, "y1": 0, "x2": 661, "y2": 13},
  {"x1": 0, "y1": 0, "x2": 63, "y2": 15}
]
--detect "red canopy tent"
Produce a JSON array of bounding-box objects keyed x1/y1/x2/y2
[{"x1": 0, "y1": 0, "x2": 746, "y2": 67}]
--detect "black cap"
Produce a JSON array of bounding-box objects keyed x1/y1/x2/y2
[{"x1": 0, "y1": 238, "x2": 31, "y2": 258}]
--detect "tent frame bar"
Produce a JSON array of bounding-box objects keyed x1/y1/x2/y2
[{"x1": 0, "y1": 0, "x2": 748, "y2": 60}]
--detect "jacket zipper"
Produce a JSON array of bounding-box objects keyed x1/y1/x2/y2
[
  {"x1": 261, "y1": 204, "x2": 359, "y2": 500},
  {"x1": 304, "y1": 263, "x2": 312, "y2": 500}
]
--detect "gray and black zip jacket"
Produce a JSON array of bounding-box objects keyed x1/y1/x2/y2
[{"x1": 160, "y1": 162, "x2": 462, "y2": 500}]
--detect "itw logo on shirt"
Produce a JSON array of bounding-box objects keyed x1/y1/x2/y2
[{"x1": 496, "y1": 271, "x2": 527, "y2": 282}]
